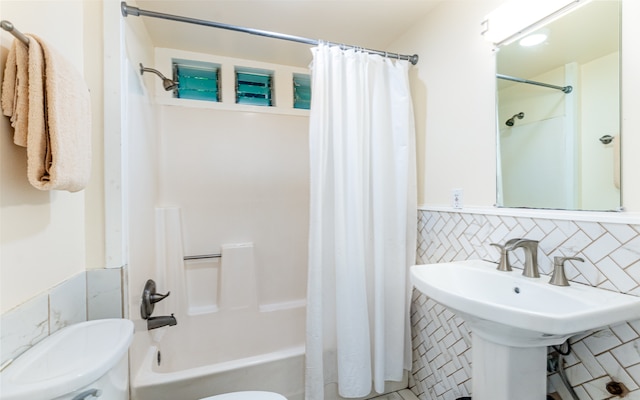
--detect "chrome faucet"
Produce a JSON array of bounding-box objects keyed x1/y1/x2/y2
[
  {"x1": 147, "y1": 314, "x2": 178, "y2": 330},
  {"x1": 510, "y1": 239, "x2": 540, "y2": 278}
]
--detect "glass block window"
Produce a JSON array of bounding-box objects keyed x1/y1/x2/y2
[
  {"x1": 293, "y1": 74, "x2": 311, "y2": 110},
  {"x1": 173, "y1": 59, "x2": 220, "y2": 102},
  {"x1": 236, "y1": 69, "x2": 273, "y2": 106}
]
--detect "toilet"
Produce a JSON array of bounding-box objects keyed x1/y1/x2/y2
[
  {"x1": 0, "y1": 319, "x2": 134, "y2": 400},
  {"x1": 201, "y1": 391, "x2": 287, "y2": 400}
]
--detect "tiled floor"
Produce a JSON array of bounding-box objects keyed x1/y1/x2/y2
[{"x1": 371, "y1": 389, "x2": 419, "y2": 400}]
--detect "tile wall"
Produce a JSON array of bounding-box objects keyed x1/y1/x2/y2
[
  {"x1": 0, "y1": 267, "x2": 125, "y2": 367},
  {"x1": 409, "y1": 209, "x2": 640, "y2": 400}
]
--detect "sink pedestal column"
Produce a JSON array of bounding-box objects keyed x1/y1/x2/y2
[{"x1": 472, "y1": 335, "x2": 546, "y2": 400}]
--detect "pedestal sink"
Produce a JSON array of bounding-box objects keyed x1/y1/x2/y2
[{"x1": 410, "y1": 260, "x2": 640, "y2": 400}]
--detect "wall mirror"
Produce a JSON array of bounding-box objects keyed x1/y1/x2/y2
[{"x1": 495, "y1": 0, "x2": 621, "y2": 211}]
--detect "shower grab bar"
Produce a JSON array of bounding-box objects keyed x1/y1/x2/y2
[
  {"x1": 1, "y1": 20, "x2": 30, "y2": 46},
  {"x1": 184, "y1": 253, "x2": 222, "y2": 260},
  {"x1": 497, "y1": 73, "x2": 573, "y2": 94},
  {"x1": 120, "y1": 2, "x2": 419, "y2": 65}
]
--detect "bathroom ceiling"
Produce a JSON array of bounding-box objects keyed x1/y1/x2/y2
[
  {"x1": 132, "y1": 0, "x2": 444, "y2": 67},
  {"x1": 497, "y1": 1, "x2": 619, "y2": 83}
]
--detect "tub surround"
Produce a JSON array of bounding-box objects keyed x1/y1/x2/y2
[
  {"x1": 410, "y1": 208, "x2": 640, "y2": 400},
  {"x1": 129, "y1": 207, "x2": 306, "y2": 400},
  {"x1": 0, "y1": 267, "x2": 125, "y2": 367}
]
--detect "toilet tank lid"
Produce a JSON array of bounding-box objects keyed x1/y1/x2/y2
[
  {"x1": 200, "y1": 391, "x2": 288, "y2": 400},
  {"x1": 0, "y1": 319, "x2": 134, "y2": 400}
]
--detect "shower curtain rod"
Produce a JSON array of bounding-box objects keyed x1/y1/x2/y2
[
  {"x1": 1, "y1": 20, "x2": 30, "y2": 46},
  {"x1": 497, "y1": 73, "x2": 573, "y2": 94},
  {"x1": 120, "y1": 2, "x2": 419, "y2": 65}
]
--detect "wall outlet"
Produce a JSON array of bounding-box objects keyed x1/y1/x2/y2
[{"x1": 452, "y1": 189, "x2": 463, "y2": 209}]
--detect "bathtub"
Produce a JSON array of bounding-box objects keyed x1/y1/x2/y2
[
  {"x1": 130, "y1": 304, "x2": 305, "y2": 400},
  {"x1": 130, "y1": 208, "x2": 306, "y2": 400}
]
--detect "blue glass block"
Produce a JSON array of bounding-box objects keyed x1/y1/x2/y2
[
  {"x1": 293, "y1": 74, "x2": 311, "y2": 110},
  {"x1": 237, "y1": 72, "x2": 270, "y2": 85},
  {"x1": 174, "y1": 63, "x2": 220, "y2": 102},
  {"x1": 236, "y1": 71, "x2": 272, "y2": 106}
]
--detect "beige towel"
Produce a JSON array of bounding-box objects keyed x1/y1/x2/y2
[
  {"x1": 1, "y1": 34, "x2": 91, "y2": 192},
  {"x1": 1, "y1": 39, "x2": 29, "y2": 146}
]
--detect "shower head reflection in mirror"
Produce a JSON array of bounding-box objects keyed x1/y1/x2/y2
[{"x1": 505, "y1": 112, "x2": 524, "y2": 127}]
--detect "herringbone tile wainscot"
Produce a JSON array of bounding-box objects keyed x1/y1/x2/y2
[{"x1": 410, "y1": 210, "x2": 640, "y2": 400}]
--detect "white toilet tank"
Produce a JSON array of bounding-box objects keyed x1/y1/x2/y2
[{"x1": 0, "y1": 319, "x2": 134, "y2": 400}]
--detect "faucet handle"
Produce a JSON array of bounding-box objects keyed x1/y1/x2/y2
[
  {"x1": 150, "y1": 291, "x2": 171, "y2": 304},
  {"x1": 549, "y1": 256, "x2": 584, "y2": 286},
  {"x1": 141, "y1": 279, "x2": 171, "y2": 319},
  {"x1": 490, "y1": 238, "x2": 522, "y2": 251},
  {"x1": 490, "y1": 243, "x2": 512, "y2": 272}
]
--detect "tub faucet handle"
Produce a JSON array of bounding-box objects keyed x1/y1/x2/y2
[
  {"x1": 150, "y1": 291, "x2": 170, "y2": 304},
  {"x1": 141, "y1": 279, "x2": 171, "y2": 319}
]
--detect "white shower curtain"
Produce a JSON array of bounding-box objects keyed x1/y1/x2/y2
[{"x1": 305, "y1": 44, "x2": 417, "y2": 400}]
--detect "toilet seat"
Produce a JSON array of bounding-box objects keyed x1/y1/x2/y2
[{"x1": 200, "y1": 391, "x2": 287, "y2": 400}]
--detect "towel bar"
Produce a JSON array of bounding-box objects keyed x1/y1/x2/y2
[
  {"x1": 183, "y1": 253, "x2": 222, "y2": 260},
  {"x1": 1, "y1": 20, "x2": 30, "y2": 46}
]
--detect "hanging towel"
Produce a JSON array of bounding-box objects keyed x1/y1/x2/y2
[
  {"x1": 1, "y1": 34, "x2": 91, "y2": 192},
  {"x1": 1, "y1": 39, "x2": 29, "y2": 146}
]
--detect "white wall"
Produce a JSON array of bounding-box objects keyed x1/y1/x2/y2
[
  {"x1": 157, "y1": 106, "x2": 309, "y2": 305},
  {"x1": 84, "y1": 0, "x2": 106, "y2": 271},
  {"x1": 389, "y1": 0, "x2": 501, "y2": 208},
  {"x1": 0, "y1": 1, "x2": 103, "y2": 314},
  {"x1": 390, "y1": 0, "x2": 640, "y2": 213}
]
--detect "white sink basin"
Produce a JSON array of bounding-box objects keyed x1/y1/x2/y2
[
  {"x1": 410, "y1": 259, "x2": 640, "y2": 347},
  {"x1": 411, "y1": 259, "x2": 640, "y2": 400},
  {"x1": 1, "y1": 318, "x2": 134, "y2": 400}
]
